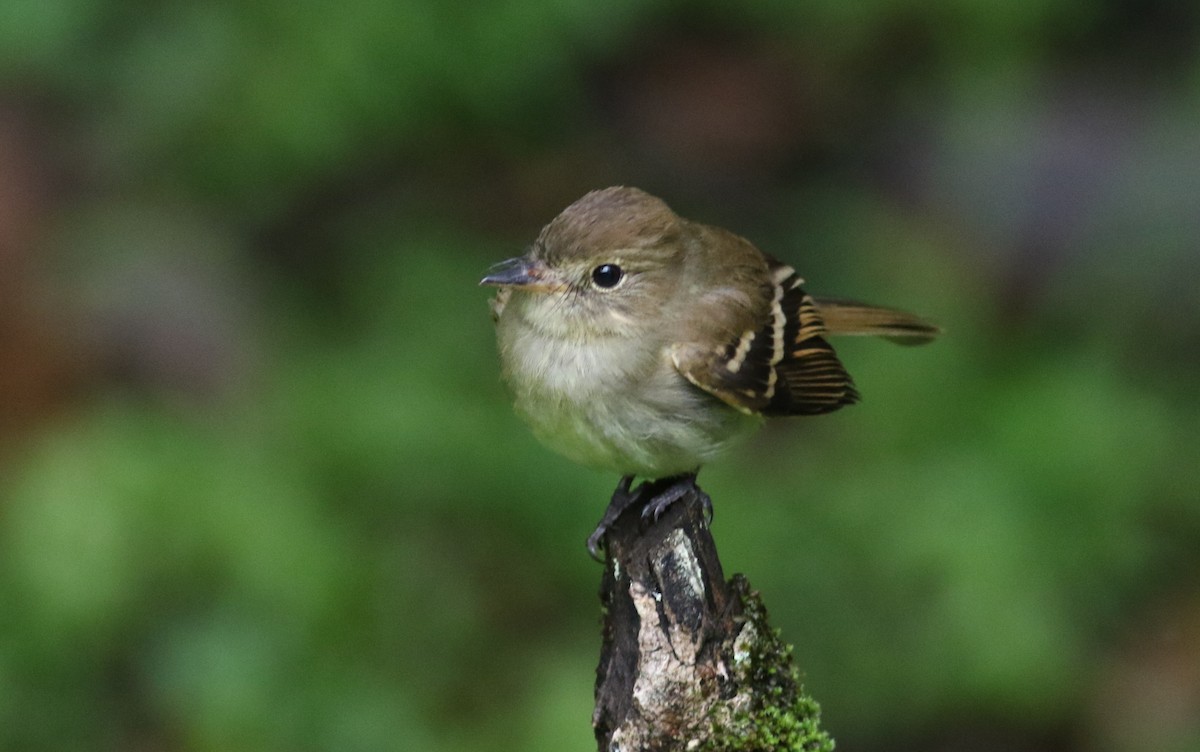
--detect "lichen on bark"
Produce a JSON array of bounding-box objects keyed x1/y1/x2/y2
[{"x1": 594, "y1": 486, "x2": 835, "y2": 752}]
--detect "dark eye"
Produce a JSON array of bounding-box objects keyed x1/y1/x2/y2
[{"x1": 591, "y1": 264, "x2": 623, "y2": 288}]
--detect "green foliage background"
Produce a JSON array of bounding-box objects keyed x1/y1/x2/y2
[{"x1": 1, "y1": 1, "x2": 1198, "y2": 750}]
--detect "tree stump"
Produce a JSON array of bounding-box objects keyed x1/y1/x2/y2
[{"x1": 593, "y1": 485, "x2": 836, "y2": 752}]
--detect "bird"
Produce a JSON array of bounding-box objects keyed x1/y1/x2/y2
[{"x1": 480, "y1": 187, "x2": 939, "y2": 559}]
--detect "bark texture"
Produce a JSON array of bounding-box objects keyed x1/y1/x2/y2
[{"x1": 593, "y1": 486, "x2": 835, "y2": 752}]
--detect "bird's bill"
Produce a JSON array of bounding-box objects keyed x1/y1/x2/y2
[{"x1": 479, "y1": 256, "x2": 566, "y2": 293}]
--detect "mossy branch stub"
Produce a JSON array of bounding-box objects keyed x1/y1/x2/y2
[{"x1": 593, "y1": 487, "x2": 835, "y2": 752}]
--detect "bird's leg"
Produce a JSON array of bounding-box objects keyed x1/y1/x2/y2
[
  {"x1": 640, "y1": 472, "x2": 712, "y2": 524},
  {"x1": 587, "y1": 473, "x2": 715, "y2": 561},
  {"x1": 587, "y1": 475, "x2": 640, "y2": 561}
]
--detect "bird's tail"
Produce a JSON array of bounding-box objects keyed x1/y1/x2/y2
[{"x1": 813, "y1": 298, "x2": 940, "y2": 345}]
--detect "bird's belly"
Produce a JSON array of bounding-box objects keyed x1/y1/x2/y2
[{"x1": 499, "y1": 327, "x2": 761, "y2": 477}]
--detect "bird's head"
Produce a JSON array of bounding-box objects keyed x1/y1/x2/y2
[{"x1": 481, "y1": 187, "x2": 685, "y2": 338}]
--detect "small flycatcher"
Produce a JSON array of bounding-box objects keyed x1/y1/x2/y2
[{"x1": 482, "y1": 187, "x2": 938, "y2": 558}]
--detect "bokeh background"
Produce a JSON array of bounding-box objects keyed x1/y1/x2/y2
[{"x1": 2, "y1": 1, "x2": 1199, "y2": 750}]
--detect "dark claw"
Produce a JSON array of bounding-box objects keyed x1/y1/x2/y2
[
  {"x1": 587, "y1": 475, "x2": 639, "y2": 561},
  {"x1": 585, "y1": 529, "x2": 605, "y2": 562},
  {"x1": 586, "y1": 472, "x2": 711, "y2": 561},
  {"x1": 638, "y1": 472, "x2": 704, "y2": 525},
  {"x1": 697, "y1": 486, "x2": 714, "y2": 523},
  {"x1": 639, "y1": 479, "x2": 691, "y2": 522}
]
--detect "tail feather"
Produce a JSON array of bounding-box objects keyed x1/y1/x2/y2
[{"x1": 813, "y1": 298, "x2": 940, "y2": 345}]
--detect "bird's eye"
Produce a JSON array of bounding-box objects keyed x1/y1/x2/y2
[{"x1": 591, "y1": 264, "x2": 624, "y2": 289}]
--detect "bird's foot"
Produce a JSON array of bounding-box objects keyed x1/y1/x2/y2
[
  {"x1": 640, "y1": 472, "x2": 711, "y2": 524},
  {"x1": 586, "y1": 473, "x2": 713, "y2": 561},
  {"x1": 587, "y1": 475, "x2": 639, "y2": 561}
]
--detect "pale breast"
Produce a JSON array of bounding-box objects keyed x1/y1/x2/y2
[{"x1": 495, "y1": 313, "x2": 761, "y2": 477}]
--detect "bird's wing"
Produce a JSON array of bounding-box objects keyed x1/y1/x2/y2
[{"x1": 671, "y1": 259, "x2": 859, "y2": 417}]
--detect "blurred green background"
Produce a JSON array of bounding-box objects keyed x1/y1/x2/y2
[{"x1": 1, "y1": 1, "x2": 1198, "y2": 750}]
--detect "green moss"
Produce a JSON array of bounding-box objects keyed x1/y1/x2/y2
[{"x1": 701, "y1": 577, "x2": 836, "y2": 752}]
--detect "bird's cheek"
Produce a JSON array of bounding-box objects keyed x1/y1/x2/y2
[
  {"x1": 517, "y1": 293, "x2": 581, "y2": 337},
  {"x1": 605, "y1": 308, "x2": 638, "y2": 330}
]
